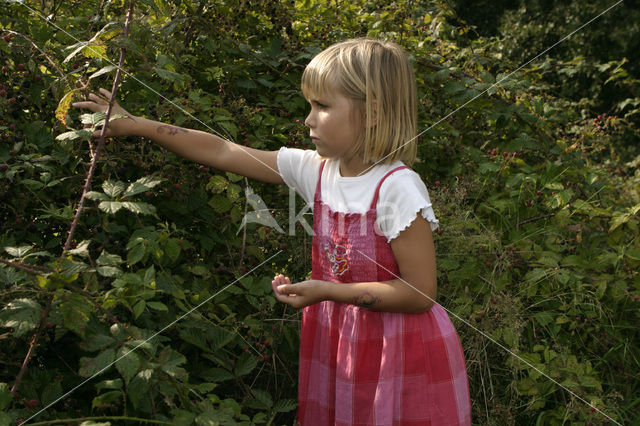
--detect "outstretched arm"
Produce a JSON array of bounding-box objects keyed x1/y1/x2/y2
[
  {"x1": 273, "y1": 215, "x2": 437, "y2": 314},
  {"x1": 72, "y1": 88, "x2": 284, "y2": 184}
]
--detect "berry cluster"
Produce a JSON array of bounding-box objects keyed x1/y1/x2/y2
[
  {"x1": 486, "y1": 148, "x2": 518, "y2": 162},
  {"x1": 585, "y1": 113, "x2": 617, "y2": 132}
]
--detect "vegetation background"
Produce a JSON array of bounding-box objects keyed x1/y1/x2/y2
[{"x1": 1, "y1": 0, "x2": 638, "y2": 424}]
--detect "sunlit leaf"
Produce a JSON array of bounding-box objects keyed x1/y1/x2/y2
[{"x1": 55, "y1": 91, "x2": 76, "y2": 125}]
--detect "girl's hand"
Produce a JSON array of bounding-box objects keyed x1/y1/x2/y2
[
  {"x1": 271, "y1": 274, "x2": 326, "y2": 309},
  {"x1": 71, "y1": 88, "x2": 137, "y2": 138}
]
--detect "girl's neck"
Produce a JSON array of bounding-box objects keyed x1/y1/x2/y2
[{"x1": 339, "y1": 154, "x2": 370, "y2": 177}]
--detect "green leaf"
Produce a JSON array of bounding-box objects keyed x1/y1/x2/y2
[
  {"x1": 77, "y1": 333, "x2": 116, "y2": 352},
  {"x1": 124, "y1": 176, "x2": 163, "y2": 197},
  {"x1": 154, "y1": 67, "x2": 191, "y2": 84},
  {"x1": 59, "y1": 258, "x2": 89, "y2": 276},
  {"x1": 128, "y1": 370, "x2": 152, "y2": 409},
  {"x1": 95, "y1": 378, "x2": 123, "y2": 391},
  {"x1": 0, "y1": 383, "x2": 12, "y2": 411},
  {"x1": 97, "y1": 250, "x2": 123, "y2": 266},
  {"x1": 128, "y1": 244, "x2": 146, "y2": 266},
  {"x1": 4, "y1": 245, "x2": 33, "y2": 258},
  {"x1": 0, "y1": 298, "x2": 42, "y2": 337},
  {"x1": 165, "y1": 238, "x2": 181, "y2": 262},
  {"x1": 147, "y1": 301, "x2": 168, "y2": 311},
  {"x1": 122, "y1": 201, "x2": 156, "y2": 215},
  {"x1": 209, "y1": 194, "x2": 233, "y2": 213},
  {"x1": 133, "y1": 300, "x2": 146, "y2": 319},
  {"x1": 89, "y1": 65, "x2": 119, "y2": 80},
  {"x1": 196, "y1": 410, "x2": 235, "y2": 425},
  {"x1": 102, "y1": 180, "x2": 126, "y2": 198},
  {"x1": 144, "y1": 266, "x2": 155, "y2": 284},
  {"x1": 41, "y1": 381, "x2": 63, "y2": 406},
  {"x1": 79, "y1": 349, "x2": 116, "y2": 377},
  {"x1": 91, "y1": 390, "x2": 122, "y2": 409},
  {"x1": 245, "y1": 388, "x2": 273, "y2": 410},
  {"x1": 625, "y1": 248, "x2": 640, "y2": 261},
  {"x1": 200, "y1": 368, "x2": 234, "y2": 382},
  {"x1": 157, "y1": 347, "x2": 187, "y2": 379},
  {"x1": 56, "y1": 129, "x2": 94, "y2": 141},
  {"x1": 609, "y1": 212, "x2": 631, "y2": 232},
  {"x1": 96, "y1": 265, "x2": 122, "y2": 277},
  {"x1": 68, "y1": 240, "x2": 91, "y2": 258},
  {"x1": 116, "y1": 348, "x2": 140, "y2": 384},
  {"x1": 99, "y1": 201, "x2": 124, "y2": 214},
  {"x1": 59, "y1": 292, "x2": 92, "y2": 337},
  {"x1": 273, "y1": 398, "x2": 298, "y2": 413},
  {"x1": 234, "y1": 352, "x2": 257, "y2": 377}
]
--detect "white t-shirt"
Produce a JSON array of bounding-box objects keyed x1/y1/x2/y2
[{"x1": 277, "y1": 147, "x2": 439, "y2": 242}]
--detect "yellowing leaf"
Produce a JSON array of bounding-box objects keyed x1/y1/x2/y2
[
  {"x1": 83, "y1": 41, "x2": 107, "y2": 59},
  {"x1": 56, "y1": 91, "x2": 76, "y2": 125}
]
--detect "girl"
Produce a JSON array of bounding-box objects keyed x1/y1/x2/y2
[{"x1": 72, "y1": 38, "x2": 471, "y2": 425}]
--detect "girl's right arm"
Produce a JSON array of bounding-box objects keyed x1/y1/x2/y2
[{"x1": 72, "y1": 88, "x2": 284, "y2": 184}]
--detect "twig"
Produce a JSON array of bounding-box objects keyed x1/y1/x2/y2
[
  {"x1": 10, "y1": 0, "x2": 137, "y2": 400},
  {"x1": 0, "y1": 257, "x2": 52, "y2": 275},
  {"x1": 514, "y1": 213, "x2": 555, "y2": 230},
  {"x1": 11, "y1": 295, "x2": 53, "y2": 395}
]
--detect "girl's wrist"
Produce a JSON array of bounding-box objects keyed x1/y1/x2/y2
[{"x1": 319, "y1": 280, "x2": 336, "y2": 303}]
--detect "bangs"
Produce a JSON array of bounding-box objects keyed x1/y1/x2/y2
[{"x1": 301, "y1": 53, "x2": 339, "y2": 100}]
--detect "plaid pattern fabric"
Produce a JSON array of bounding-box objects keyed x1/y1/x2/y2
[{"x1": 297, "y1": 161, "x2": 471, "y2": 425}]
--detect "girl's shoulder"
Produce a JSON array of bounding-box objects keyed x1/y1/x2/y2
[
  {"x1": 276, "y1": 147, "x2": 324, "y2": 204},
  {"x1": 376, "y1": 165, "x2": 439, "y2": 239},
  {"x1": 377, "y1": 163, "x2": 428, "y2": 193}
]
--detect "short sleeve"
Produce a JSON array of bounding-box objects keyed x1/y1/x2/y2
[
  {"x1": 276, "y1": 147, "x2": 322, "y2": 205},
  {"x1": 376, "y1": 170, "x2": 439, "y2": 242}
]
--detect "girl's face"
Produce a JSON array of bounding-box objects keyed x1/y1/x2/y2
[{"x1": 304, "y1": 90, "x2": 363, "y2": 161}]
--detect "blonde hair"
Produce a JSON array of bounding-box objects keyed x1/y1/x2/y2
[{"x1": 301, "y1": 38, "x2": 417, "y2": 166}]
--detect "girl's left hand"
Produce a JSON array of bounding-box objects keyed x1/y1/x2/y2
[{"x1": 271, "y1": 274, "x2": 326, "y2": 309}]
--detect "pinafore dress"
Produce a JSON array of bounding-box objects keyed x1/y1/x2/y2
[{"x1": 297, "y1": 161, "x2": 471, "y2": 425}]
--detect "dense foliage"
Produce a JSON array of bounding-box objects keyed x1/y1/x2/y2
[{"x1": 1, "y1": 0, "x2": 638, "y2": 424}]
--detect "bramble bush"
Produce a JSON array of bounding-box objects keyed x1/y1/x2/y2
[{"x1": 1, "y1": 0, "x2": 639, "y2": 425}]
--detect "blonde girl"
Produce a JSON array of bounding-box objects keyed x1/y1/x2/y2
[{"x1": 73, "y1": 38, "x2": 471, "y2": 425}]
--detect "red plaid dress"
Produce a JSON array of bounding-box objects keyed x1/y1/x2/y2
[{"x1": 297, "y1": 161, "x2": 471, "y2": 425}]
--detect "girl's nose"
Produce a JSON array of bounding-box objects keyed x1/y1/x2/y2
[{"x1": 304, "y1": 111, "x2": 314, "y2": 128}]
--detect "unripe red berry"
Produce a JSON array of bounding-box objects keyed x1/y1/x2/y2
[
  {"x1": 1, "y1": 66, "x2": 7, "y2": 73},
  {"x1": 3, "y1": 34, "x2": 11, "y2": 42},
  {"x1": 17, "y1": 63, "x2": 25, "y2": 71},
  {"x1": 26, "y1": 399, "x2": 39, "y2": 409}
]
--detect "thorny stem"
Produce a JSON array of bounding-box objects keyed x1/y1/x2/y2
[
  {"x1": 0, "y1": 257, "x2": 52, "y2": 275},
  {"x1": 10, "y1": 0, "x2": 136, "y2": 401}
]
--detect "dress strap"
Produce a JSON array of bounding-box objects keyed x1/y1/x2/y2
[
  {"x1": 369, "y1": 165, "x2": 409, "y2": 209},
  {"x1": 314, "y1": 160, "x2": 327, "y2": 202}
]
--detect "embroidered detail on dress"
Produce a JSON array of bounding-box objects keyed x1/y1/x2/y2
[{"x1": 324, "y1": 244, "x2": 349, "y2": 276}]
